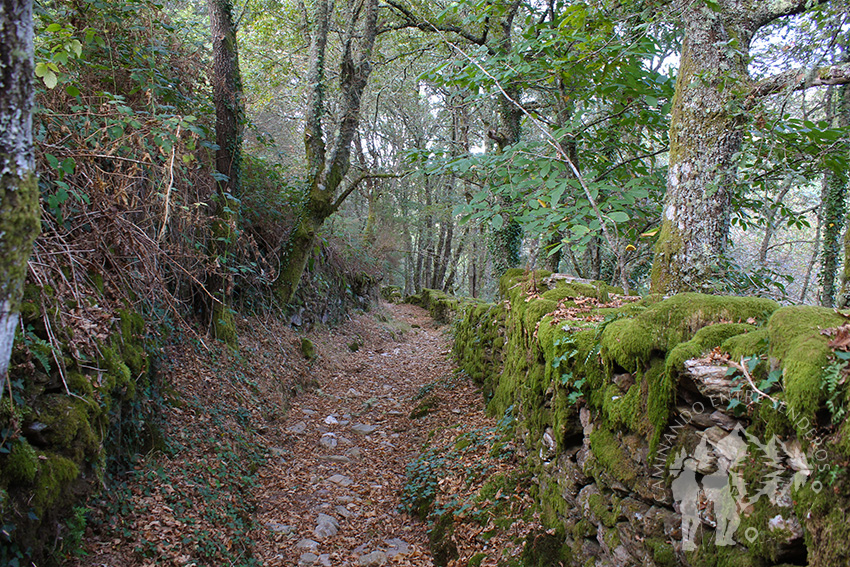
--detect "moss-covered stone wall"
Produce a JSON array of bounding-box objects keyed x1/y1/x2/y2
[
  {"x1": 0, "y1": 286, "x2": 159, "y2": 564},
  {"x1": 447, "y1": 271, "x2": 850, "y2": 567}
]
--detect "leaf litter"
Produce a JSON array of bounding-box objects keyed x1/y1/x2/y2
[{"x1": 71, "y1": 303, "x2": 535, "y2": 567}]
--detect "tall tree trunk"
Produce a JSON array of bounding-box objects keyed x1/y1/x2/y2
[
  {"x1": 209, "y1": 0, "x2": 243, "y2": 345},
  {"x1": 0, "y1": 0, "x2": 41, "y2": 399},
  {"x1": 277, "y1": 0, "x2": 378, "y2": 303},
  {"x1": 822, "y1": 52, "x2": 850, "y2": 305},
  {"x1": 487, "y1": 0, "x2": 523, "y2": 277}
]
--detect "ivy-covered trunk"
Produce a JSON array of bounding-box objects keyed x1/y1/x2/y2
[
  {"x1": 209, "y1": 0, "x2": 242, "y2": 345},
  {"x1": 0, "y1": 0, "x2": 41, "y2": 396},
  {"x1": 276, "y1": 0, "x2": 378, "y2": 303}
]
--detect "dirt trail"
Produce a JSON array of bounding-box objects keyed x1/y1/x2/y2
[{"x1": 253, "y1": 303, "x2": 458, "y2": 566}]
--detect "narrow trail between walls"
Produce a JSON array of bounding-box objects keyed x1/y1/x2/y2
[{"x1": 253, "y1": 303, "x2": 456, "y2": 566}]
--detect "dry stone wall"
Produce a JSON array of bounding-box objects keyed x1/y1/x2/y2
[{"x1": 439, "y1": 270, "x2": 850, "y2": 567}]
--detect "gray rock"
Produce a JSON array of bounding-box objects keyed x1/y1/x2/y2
[
  {"x1": 296, "y1": 539, "x2": 319, "y2": 551},
  {"x1": 345, "y1": 447, "x2": 363, "y2": 460},
  {"x1": 327, "y1": 474, "x2": 354, "y2": 487},
  {"x1": 320, "y1": 455, "x2": 352, "y2": 463},
  {"x1": 317, "y1": 554, "x2": 331, "y2": 567},
  {"x1": 358, "y1": 551, "x2": 388, "y2": 566},
  {"x1": 320, "y1": 433, "x2": 338, "y2": 449},
  {"x1": 288, "y1": 421, "x2": 308, "y2": 434},
  {"x1": 351, "y1": 423, "x2": 378, "y2": 435},
  {"x1": 265, "y1": 522, "x2": 294, "y2": 534},
  {"x1": 335, "y1": 505, "x2": 354, "y2": 518},
  {"x1": 299, "y1": 552, "x2": 318, "y2": 565},
  {"x1": 384, "y1": 538, "x2": 410, "y2": 558},
  {"x1": 314, "y1": 513, "x2": 339, "y2": 540}
]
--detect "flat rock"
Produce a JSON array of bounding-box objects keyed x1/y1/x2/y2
[
  {"x1": 299, "y1": 553, "x2": 318, "y2": 565},
  {"x1": 317, "y1": 554, "x2": 331, "y2": 567},
  {"x1": 265, "y1": 522, "x2": 294, "y2": 534},
  {"x1": 320, "y1": 455, "x2": 352, "y2": 463},
  {"x1": 320, "y1": 433, "x2": 338, "y2": 449},
  {"x1": 358, "y1": 551, "x2": 388, "y2": 566},
  {"x1": 384, "y1": 538, "x2": 410, "y2": 557},
  {"x1": 335, "y1": 505, "x2": 354, "y2": 518},
  {"x1": 287, "y1": 421, "x2": 308, "y2": 435},
  {"x1": 314, "y1": 513, "x2": 339, "y2": 540},
  {"x1": 296, "y1": 539, "x2": 319, "y2": 551},
  {"x1": 351, "y1": 423, "x2": 378, "y2": 435},
  {"x1": 345, "y1": 447, "x2": 363, "y2": 460},
  {"x1": 327, "y1": 474, "x2": 354, "y2": 487},
  {"x1": 324, "y1": 415, "x2": 339, "y2": 425}
]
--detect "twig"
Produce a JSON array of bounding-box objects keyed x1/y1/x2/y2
[
  {"x1": 158, "y1": 125, "x2": 180, "y2": 242},
  {"x1": 729, "y1": 357, "x2": 784, "y2": 406}
]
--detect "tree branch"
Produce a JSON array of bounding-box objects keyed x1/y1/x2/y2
[
  {"x1": 753, "y1": 0, "x2": 831, "y2": 29},
  {"x1": 383, "y1": 0, "x2": 486, "y2": 44},
  {"x1": 332, "y1": 172, "x2": 399, "y2": 212},
  {"x1": 748, "y1": 63, "x2": 850, "y2": 102}
]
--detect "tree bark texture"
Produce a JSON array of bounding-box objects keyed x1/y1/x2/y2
[
  {"x1": 209, "y1": 0, "x2": 243, "y2": 345},
  {"x1": 651, "y1": 0, "x2": 849, "y2": 293},
  {"x1": 0, "y1": 0, "x2": 41, "y2": 396}
]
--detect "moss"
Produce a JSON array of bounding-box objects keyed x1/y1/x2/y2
[
  {"x1": 601, "y1": 293, "x2": 777, "y2": 372},
  {"x1": 410, "y1": 395, "x2": 439, "y2": 419},
  {"x1": 429, "y1": 511, "x2": 459, "y2": 566},
  {"x1": 34, "y1": 395, "x2": 99, "y2": 463},
  {"x1": 767, "y1": 306, "x2": 846, "y2": 433},
  {"x1": 588, "y1": 428, "x2": 636, "y2": 485},
  {"x1": 4, "y1": 439, "x2": 39, "y2": 484},
  {"x1": 586, "y1": 492, "x2": 619, "y2": 528},
  {"x1": 212, "y1": 303, "x2": 238, "y2": 348},
  {"x1": 602, "y1": 381, "x2": 644, "y2": 432},
  {"x1": 67, "y1": 371, "x2": 94, "y2": 397},
  {"x1": 300, "y1": 337, "x2": 316, "y2": 360},
  {"x1": 521, "y1": 530, "x2": 571, "y2": 566},
  {"x1": 32, "y1": 453, "x2": 80, "y2": 516},
  {"x1": 722, "y1": 327, "x2": 769, "y2": 359},
  {"x1": 0, "y1": 171, "x2": 41, "y2": 315},
  {"x1": 467, "y1": 553, "x2": 486, "y2": 567},
  {"x1": 644, "y1": 538, "x2": 676, "y2": 567}
]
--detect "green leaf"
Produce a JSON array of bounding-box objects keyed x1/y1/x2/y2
[
  {"x1": 65, "y1": 84, "x2": 80, "y2": 97},
  {"x1": 491, "y1": 214, "x2": 504, "y2": 230},
  {"x1": 43, "y1": 71, "x2": 58, "y2": 89},
  {"x1": 608, "y1": 211, "x2": 629, "y2": 223}
]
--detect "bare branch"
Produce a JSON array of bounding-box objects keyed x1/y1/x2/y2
[
  {"x1": 748, "y1": 63, "x2": 850, "y2": 102},
  {"x1": 332, "y1": 172, "x2": 399, "y2": 212},
  {"x1": 383, "y1": 0, "x2": 486, "y2": 44}
]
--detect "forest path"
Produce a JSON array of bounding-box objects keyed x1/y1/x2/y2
[{"x1": 253, "y1": 303, "x2": 464, "y2": 566}]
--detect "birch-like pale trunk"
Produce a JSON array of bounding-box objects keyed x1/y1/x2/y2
[{"x1": 0, "y1": 0, "x2": 41, "y2": 398}]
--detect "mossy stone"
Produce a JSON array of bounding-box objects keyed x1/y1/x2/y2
[
  {"x1": 4, "y1": 439, "x2": 39, "y2": 484},
  {"x1": 300, "y1": 337, "x2": 316, "y2": 360},
  {"x1": 767, "y1": 306, "x2": 846, "y2": 433}
]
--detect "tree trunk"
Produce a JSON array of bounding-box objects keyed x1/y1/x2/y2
[
  {"x1": 276, "y1": 0, "x2": 379, "y2": 303},
  {"x1": 0, "y1": 0, "x2": 41, "y2": 398},
  {"x1": 650, "y1": 0, "x2": 847, "y2": 293},
  {"x1": 209, "y1": 0, "x2": 243, "y2": 345},
  {"x1": 650, "y1": 6, "x2": 749, "y2": 293},
  {"x1": 822, "y1": 61, "x2": 850, "y2": 305}
]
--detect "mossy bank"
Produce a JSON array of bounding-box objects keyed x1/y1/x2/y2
[{"x1": 0, "y1": 285, "x2": 161, "y2": 565}]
